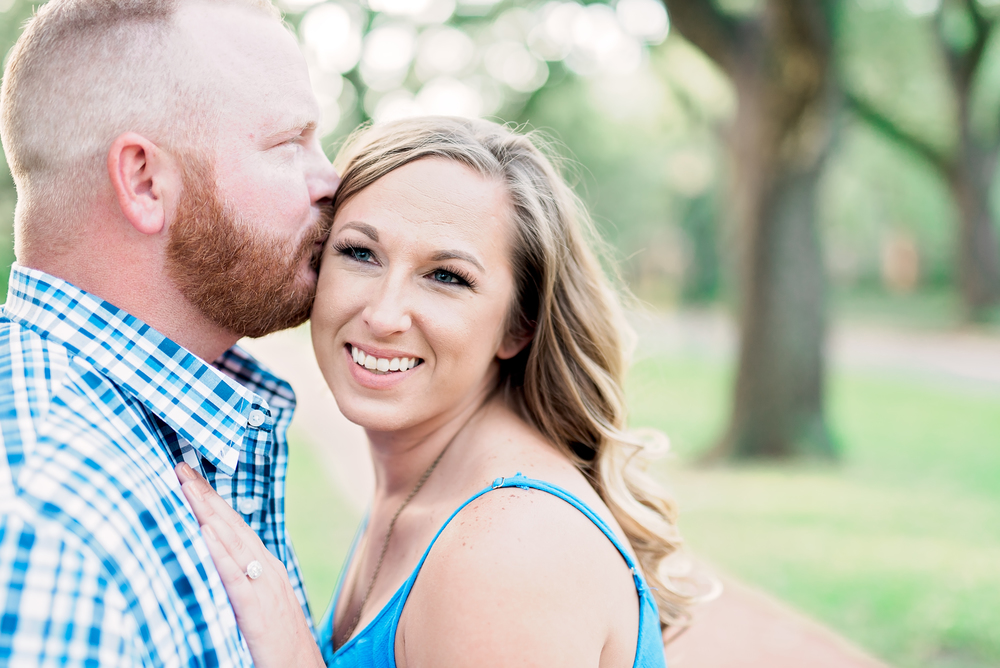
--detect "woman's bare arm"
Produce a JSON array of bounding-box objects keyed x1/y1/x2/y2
[{"x1": 175, "y1": 463, "x2": 325, "y2": 668}]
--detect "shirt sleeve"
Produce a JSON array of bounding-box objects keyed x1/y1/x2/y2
[{"x1": 0, "y1": 512, "x2": 147, "y2": 667}]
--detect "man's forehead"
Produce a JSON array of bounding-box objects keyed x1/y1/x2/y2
[
  {"x1": 174, "y1": 2, "x2": 300, "y2": 73},
  {"x1": 173, "y1": 2, "x2": 318, "y2": 131}
]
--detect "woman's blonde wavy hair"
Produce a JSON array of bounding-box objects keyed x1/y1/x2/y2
[{"x1": 332, "y1": 116, "x2": 695, "y2": 630}]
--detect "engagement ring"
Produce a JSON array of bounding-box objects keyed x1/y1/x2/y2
[{"x1": 245, "y1": 560, "x2": 263, "y2": 580}]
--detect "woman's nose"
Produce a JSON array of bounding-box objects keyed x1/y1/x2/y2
[{"x1": 362, "y1": 283, "x2": 412, "y2": 338}]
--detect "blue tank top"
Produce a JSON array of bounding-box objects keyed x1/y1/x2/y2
[{"x1": 318, "y1": 473, "x2": 668, "y2": 668}]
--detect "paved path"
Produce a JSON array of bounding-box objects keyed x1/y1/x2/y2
[
  {"x1": 631, "y1": 308, "x2": 1000, "y2": 390},
  {"x1": 240, "y1": 318, "x2": 926, "y2": 667},
  {"x1": 665, "y1": 574, "x2": 890, "y2": 667}
]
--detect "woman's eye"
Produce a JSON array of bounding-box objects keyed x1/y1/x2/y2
[
  {"x1": 432, "y1": 269, "x2": 462, "y2": 284},
  {"x1": 337, "y1": 245, "x2": 376, "y2": 264}
]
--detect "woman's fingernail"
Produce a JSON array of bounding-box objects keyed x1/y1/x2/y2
[
  {"x1": 177, "y1": 462, "x2": 196, "y2": 482},
  {"x1": 203, "y1": 525, "x2": 218, "y2": 541}
]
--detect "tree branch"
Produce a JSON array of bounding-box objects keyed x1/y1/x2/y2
[
  {"x1": 937, "y1": 0, "x2": 992, "y2": 91},
  {"x1": 962, "y1": 0, "x2": 990, "y2": 33},
  {"x1": 661, "y1": 0, "x2": 739, "y2": 72},
  {"x1": 843, "y1": 90, "x2": 950, "y2": 171}
]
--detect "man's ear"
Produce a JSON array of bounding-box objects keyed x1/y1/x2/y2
[
  {"x1": 107, "y1": 132, "x2": 176, "y2": 235},
  {"x1": 497, "y1": 325, "x2": 534, "y2": 361}
]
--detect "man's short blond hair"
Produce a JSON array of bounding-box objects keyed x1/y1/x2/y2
[{"x1": 0, "y1": 0, "x2": 280, "y2": 251}]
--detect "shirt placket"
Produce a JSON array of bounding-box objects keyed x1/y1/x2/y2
[{"x1": 239, "y1": 399, "x2": 281, "y2": 562}]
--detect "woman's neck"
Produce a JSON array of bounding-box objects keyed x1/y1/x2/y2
[{"x1": 364, "y1": 385, "x2": 497, "y2": 500}]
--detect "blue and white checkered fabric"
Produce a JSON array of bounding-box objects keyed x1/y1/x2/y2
[{"x1": 0, "y1": 265, "x2": 313, "y2": 666}]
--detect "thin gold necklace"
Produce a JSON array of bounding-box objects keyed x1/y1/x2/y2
[{"x1": 338, "y1": 441, "x2": 452, "y2": 645}]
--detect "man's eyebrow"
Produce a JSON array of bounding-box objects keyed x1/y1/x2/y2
[
  {"x1": 431, "y1": 250, "x2": 485, "y2": 273},
  {"x1": 267, "y1": 119, "x2": 317, "y2": 140},
  {"x1": 340, "y1": 222, "x2": 379, "y2": 241}
]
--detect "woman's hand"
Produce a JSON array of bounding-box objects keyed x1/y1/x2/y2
[{"x1": 175, "y1": 463, "x2": 325, "y2": 668}]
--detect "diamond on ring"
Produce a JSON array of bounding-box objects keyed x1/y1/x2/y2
[{"x1": 245, "y1": 560, "x2": 263, "y2": 580}]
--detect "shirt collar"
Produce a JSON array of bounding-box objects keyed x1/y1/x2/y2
[{"x1": 3, "y1": 265, "x2": 266, "y2": 476}]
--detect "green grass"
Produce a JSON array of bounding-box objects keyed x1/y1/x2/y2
[
  {"x1": 627, "y1": 352, "x2": 1000, "y2": 668},
  {"x1": 285, "y1": 429, "x2": 361, "y2": 623}
]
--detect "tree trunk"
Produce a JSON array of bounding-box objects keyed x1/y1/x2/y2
[
  {"x1": 721, "y1": 160, "x2": 832, "y2": 459},
  {"x1": 948, "y1": 125, "x2": 1000, "y2": 319},
  {"x1": 663, "y1": 0, "x2": 837, "y2": 459},
  {"x1": 941, "y1": 4, "x2": 1000, "y2": 319},
  {"x1": 715, "y1": 14, "x2": 835, "y2": 460}
]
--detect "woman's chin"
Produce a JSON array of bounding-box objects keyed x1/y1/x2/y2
[{"x1": 333, "y1": 395, "x2": 415, "y2": 434}]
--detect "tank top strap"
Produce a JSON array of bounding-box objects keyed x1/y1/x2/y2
[
  {"x1": 483, "y1": 474, "x2": 664, "y2": 668},
  {"x1": 395, "y1": 472, "x2": 648, "y2": 606},
  {"x1": 493, "y1": 473, "x2": 635, "y2": 556},
  {"x1": 392, "y1": 477, "x2": 511, "y2": 602},
  {"x1": 486, "y1": 473, "x2": 648, "y2": 592}
]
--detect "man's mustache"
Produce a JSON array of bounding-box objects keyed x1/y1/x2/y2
[{"x1": 306, "y1": 204, "x2": 335, "y2": 273}]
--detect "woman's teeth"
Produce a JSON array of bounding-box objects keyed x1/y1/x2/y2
[{"x1": 351, "y1": 345, "x2": 420, "y2": 374}]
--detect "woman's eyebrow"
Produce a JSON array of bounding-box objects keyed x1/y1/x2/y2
[
  {"x1": 340, "y1": 222, "x2": 379, "y2": 241},
  {"x1": 431, "y1": 250, "x2": 484, "y2": 272}
]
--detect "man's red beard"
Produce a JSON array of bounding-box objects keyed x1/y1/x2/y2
[{"x1": 166, "y1": 153, "x2": 333, "y2": 339}]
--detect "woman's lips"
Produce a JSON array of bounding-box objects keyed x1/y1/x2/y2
[{"x1": 348, "y1": 344, "x2": 424, "y2": 375}]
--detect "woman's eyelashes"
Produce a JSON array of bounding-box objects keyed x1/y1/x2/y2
[
  {"x1": 331, "y1": 238, "x2": 479, "y2": 289},
  {"x1": 429, "y1": 267, "x2": 476, "y2": 289},
  {"x1": 332, "y1": 240, "x2": 378, "y2": 265}
]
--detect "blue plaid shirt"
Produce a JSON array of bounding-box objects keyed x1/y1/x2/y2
[{"x1": 0, "y1": 265, "x2": 312, "y2": 666}]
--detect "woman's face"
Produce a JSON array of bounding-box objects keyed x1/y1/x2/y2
[{"x1": 311, "y1": 157, "x2": 522, "y2": 434}]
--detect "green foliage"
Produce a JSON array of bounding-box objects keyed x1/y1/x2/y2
[
  {"x1": 711, "y1": 0, "x2": 764, "y2": 19},
  {"x1": 821, "y1": 119, "x2": 957, "y2": 288},
  {"x1": 627, "y1": 352, "x2": 1000, "y2": 668},
  {"x1": 0, "y1": 155, "x2": 13, "y2": 300},
  {"x1": 837, "y1": 0, "x2": 957, "y2": 159},
  {"x1": 941, "y1": 1, "x2": 977, "y2": 54},
  {"x1": 521, "y1": 76, "x2": 677, "y2": 246},
  {"x1": 519, "y1": 35, "x2": 730, "y2": 306}
]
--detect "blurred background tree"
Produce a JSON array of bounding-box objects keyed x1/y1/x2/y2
[
  {"x1": 844, "y1": 0, "x2": 1000, "y2": 321},
  {"x1": 662, "y1": 1, "x2": 836, "y2": 461}
]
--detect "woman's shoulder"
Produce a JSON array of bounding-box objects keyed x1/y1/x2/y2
[
  {"x1": 396, "y1": 476, "x2": 641, "y2": 667},
  {"x1": 438, "y1": 476, "x2": 631, "y2": 568}
]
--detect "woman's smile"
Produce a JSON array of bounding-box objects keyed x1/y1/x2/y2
[
  {"x1": 349, "y1": 344, "x2": 422, "y2": 374},
  {"x1": 343, "y1": 343, "x2": 425, "y2": 392}
]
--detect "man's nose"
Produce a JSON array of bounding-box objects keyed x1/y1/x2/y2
[{"x1": 307, "y1": 142, "x2": 340, "y2": 204}]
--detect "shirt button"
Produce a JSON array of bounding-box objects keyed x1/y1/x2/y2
[
  {"x1": 248, "y1": 410, "x2": 266, "y2": 427},
  {"x1": 238, "y1": 497, "x2": 259, "y2": 515}
]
